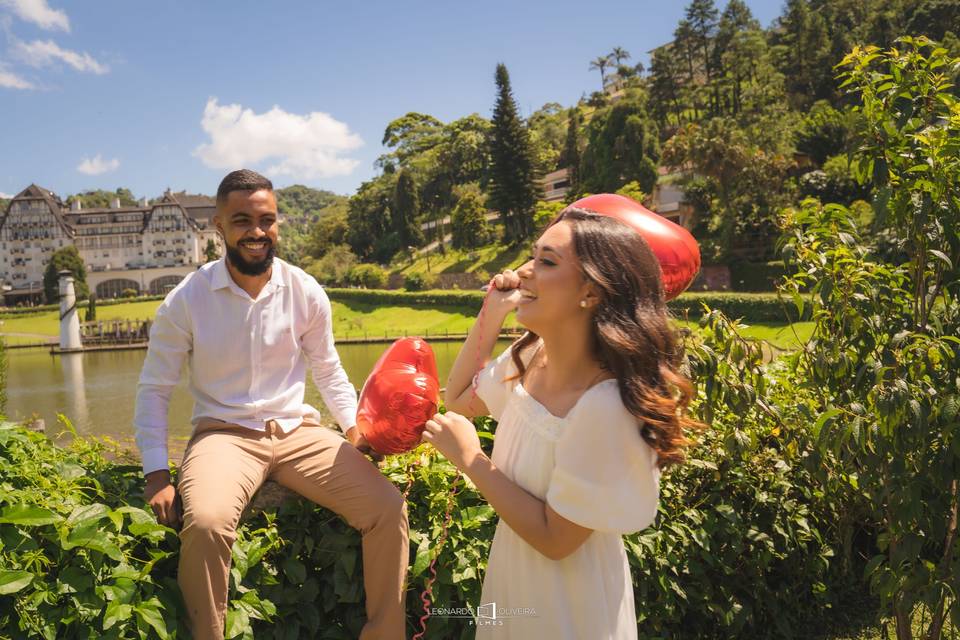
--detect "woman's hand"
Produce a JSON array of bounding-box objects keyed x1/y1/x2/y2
[
  {"x1": 421, "y1": 411, "x2": 485, "y2": 470},
  {"x1": 484, "y1": 268, "x2": 525, "y2": 318}
]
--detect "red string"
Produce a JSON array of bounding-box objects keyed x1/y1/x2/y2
[{"x1": 409, "y1": 278, "x2": 496, "y2": 639}]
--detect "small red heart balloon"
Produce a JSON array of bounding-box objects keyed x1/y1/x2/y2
[
  {"x1": 569, "y1": 193, "x2": 701, "y2": 300},
  {"x1": 356, "y1": 337, "x2": 440, "y2": 455}
]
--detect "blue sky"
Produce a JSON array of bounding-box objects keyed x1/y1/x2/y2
[{"x1": 0, "y1": 0, "x2": 787, "y2": 200}]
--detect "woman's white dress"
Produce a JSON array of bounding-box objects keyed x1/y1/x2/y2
[{"x1": 473, "y1": 343, "x2": 661, "y2": 640}]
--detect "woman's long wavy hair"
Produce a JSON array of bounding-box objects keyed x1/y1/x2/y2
[{"x1": 509, "y1": 207, "x2": 702, "y2": 469}]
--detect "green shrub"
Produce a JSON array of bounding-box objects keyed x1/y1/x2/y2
[
  {"x1": 347, "y1": 264, "x2": 388, "y2": 289},
  {"x1": 402, "y1": 272, "x2": 436, "y2": 292}
]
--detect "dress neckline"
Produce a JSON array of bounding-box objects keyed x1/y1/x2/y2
[{"x1": 517, "y1": 377, "x2": 618, "y2": 420}]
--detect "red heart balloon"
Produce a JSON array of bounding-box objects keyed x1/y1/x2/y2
[
  {"x1": 569, "y1": 194, "x2": 701, "y2": 300},
  {"x1": 356, "y1": 337, "x2": 440, "y2": 455}
]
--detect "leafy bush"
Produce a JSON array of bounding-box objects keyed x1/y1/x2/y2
[
  {"x1": 779, "y1": 38, "x2": 960, "y2": 639},
  {"x1": 347, "y1": 264, "x2": 388, "y2": 289},
  {"x1": 402, "y1": 272, "x2": 436, "y2": 292},
  {"x1": 305, "y1": 244, "x2": 358, "y2": 287}
]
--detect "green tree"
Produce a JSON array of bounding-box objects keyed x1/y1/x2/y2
[
  {"x1": 648, "y1": 44, "x2": 686, "y2": 127},
  {"x1": 450, "y1": 189, "x2": 490, "y2": 250},
  {"x1": 204, "y1": 238, "x2": 219, "y2": 263},
  {"x1": 579, "y1": 92, "x2": 660, "y2": 195},
  {"x1": 488, "y1": 63, "x2": 539, "y2": 243},
  {"x1": 528, "y1": 103, "x2": 567, "y2": 174},
  {"x1": 610, "y1": 46, "x2": 631, "y2": 66},
  {"x1": 43, "y1": 246, "x2": 89, "y2": 304},
  {"x1": 307, "y1": 207, "x2": 349, "y2": 258},
  {"x1": 783, "y1": 39, "x2": 960, "y2": 638},
  {"x1": 557, "y1": 108, "x2": 581, "y2": 194},
  {"x1": 84, "y1": 293, "x2": 97, "y2": 322},
  {"x1": 305, "y1": 244, "x2": 358, "y2": 286},
  {"x1": 770, "y1": 0, "x2": 834, "y2": 107},
  {"x1": 663, "y1": 117, "x2": 794, "y2": 259},
  {"x1": 588, "y1": 54, "x2": 612, "y2": 91},
  {"x1": 683, "y1": 0, "x2": 720, "y2": 113},
  {"x1": 391, "y1": 170, "x2": 424, "y2": 249},
  {"x1": 347, "y1": 177, "x2": 394, "y2": 262}
]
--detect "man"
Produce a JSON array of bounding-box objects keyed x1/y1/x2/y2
[{"x1": 135, "y1": 169, "x2": 408, "y2": 639}]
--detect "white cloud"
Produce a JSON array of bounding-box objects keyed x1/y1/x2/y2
[
  {"x1": 0, "y1": 0, "x2": 69, "y2": 31},
  {"x1": 0, "y1": 191, "x2": 14, "y2": 198},
  {"x1": 13, "y1": 39, "x2": 107, "y2": 74},
  {"x1": 194, "y1": 98, "x2": 363, "y2": 181},
  {"x1": 0, "y1": 63, "x2": 34, "y2": 89},
  {"x1": 77, "y1": 154, "x2": 120, "y2": 175}
]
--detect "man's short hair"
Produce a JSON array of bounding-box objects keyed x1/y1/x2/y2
[{"x1": 216, "y1": 169, "x2": 273, "y2": 205}]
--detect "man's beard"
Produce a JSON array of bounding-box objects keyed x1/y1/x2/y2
[{"x1": 225, "y1": 239, "x2": 276, "y2": 276}]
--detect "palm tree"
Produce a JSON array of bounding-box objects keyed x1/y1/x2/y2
[
  {"x1": 589, "y1": 54, "x2": 612, "y2": 91},
  {"x1": 611, "y1": 46, "x2": 632, "y2": 66}
]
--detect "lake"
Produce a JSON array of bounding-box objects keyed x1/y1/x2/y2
[{"x1": 4, "y1": 339, "x2": 511, "y2": 462}]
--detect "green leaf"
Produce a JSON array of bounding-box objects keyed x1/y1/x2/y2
[
  {"x1": 411, "y1": 536, "x2": 432, "y2": 578},
  {"x1": 134, "y1": 598, "x2": 169, "y2": 640},
  {"x1": 281, "y1": 556, "x2": 306, "y2": 584},
  {"x1": 0, "y1": 570, "x2": 33, "y2": 594},
  {"x1": 66, "y1": 503, "x2": 111, "y2": 527},
  {"x1": 103, "y1": 600, "x2": 132, "y2": 630},
  {"x1": 225, "y1": 606, "x2": 250, "y2": 639},
  {"x1": 0, "y1": 505, "x2": 59, "y2": 526}
]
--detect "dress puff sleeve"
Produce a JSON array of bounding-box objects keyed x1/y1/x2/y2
[
  {"x1": 546, "y1": 382, "x2": 661, "y2": 534},
  {"x1": 473, "y1": 340, "x2": 540, "y2": 422},
  {"x1": 472, "y1": 344, "x2": 518, "y2": 422}
]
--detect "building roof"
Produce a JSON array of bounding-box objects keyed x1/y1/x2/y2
[{"x1": 0, "y1": 184, "x2": 74, "y2": 238}]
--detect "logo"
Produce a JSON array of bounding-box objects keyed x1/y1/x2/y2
[{"x1": 476, "y1": 602, "x2": 497, "y2": 621}]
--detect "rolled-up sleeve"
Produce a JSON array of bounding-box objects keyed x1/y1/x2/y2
[
  {"x1": 134, "y1": 291, "x2": 192, "y2": 475},
  {"x1": 546, "y1": 388, "x2": 661, "y2": 534},
  {"x1": 301, "y1": 286, "x2": 358, "y2": 431}
]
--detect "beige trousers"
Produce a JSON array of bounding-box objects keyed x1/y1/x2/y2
[{"x1": 176, "y1": 417, "x2": 408, "y2": 640}]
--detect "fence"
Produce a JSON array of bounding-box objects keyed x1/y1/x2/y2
[{"x1": 80, "y1": 319, "x2": 151, "y2": 345}]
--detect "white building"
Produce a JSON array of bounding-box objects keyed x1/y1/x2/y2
[{"x1": 0, "y1": 184, "x2": 223, "y2": 305}]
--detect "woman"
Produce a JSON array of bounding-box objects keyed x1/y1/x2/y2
[{"x1": 421, "y1": 207, "x2": 700, "y2": 639}]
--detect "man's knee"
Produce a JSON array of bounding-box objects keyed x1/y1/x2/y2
[
  {"x1": 358, "y1": 481, "x2": 407, "y2": 534},
  {"x1": 181, "y1": 504, "x2": 240, "y2": 540}
]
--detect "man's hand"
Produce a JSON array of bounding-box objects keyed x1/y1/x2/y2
[
  {"x1": 144, "y1": 470, "x2": 181, "y2": 529},
  {"x1": 345, "y1": 426, "x2": 385, "y2": 463}
]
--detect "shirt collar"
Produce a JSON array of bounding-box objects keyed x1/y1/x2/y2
[{"x1": 210, "y1": 257, "x2": 287, "y2": 293}]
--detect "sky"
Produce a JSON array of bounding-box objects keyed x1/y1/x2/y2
[{"x1": 0, "y1": 0, "x2": 788, "y2": 200}]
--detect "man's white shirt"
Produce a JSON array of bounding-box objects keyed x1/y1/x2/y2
[{"x1": 134, "y1": 257, "x2": 358, "y2": 475}]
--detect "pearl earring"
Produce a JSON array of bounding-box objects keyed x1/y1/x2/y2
[{"x1": 579, "y1": 300, "x2": 587, "y2": 308}]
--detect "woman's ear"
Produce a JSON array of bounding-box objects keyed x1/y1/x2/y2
[{"x1": 581, "y1": 282, "x2": 602, "y2": 309}]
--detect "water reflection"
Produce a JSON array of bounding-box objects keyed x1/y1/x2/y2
[{"x1": 5, "y1": 339, "x2": 512, "y2": 460}]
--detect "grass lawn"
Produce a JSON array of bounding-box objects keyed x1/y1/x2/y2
[{"x1": 394, "y1": 242, "x2": 529, "y2": 277}]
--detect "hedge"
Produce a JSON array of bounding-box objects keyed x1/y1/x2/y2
[
  {"x1": 325, "y1": 288, "x2": 806, "y2": 323},
  {"x1": 0, "y1": 295, "x2": 167, "y2": 319}
]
